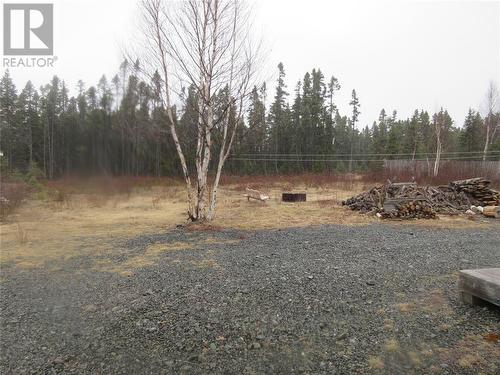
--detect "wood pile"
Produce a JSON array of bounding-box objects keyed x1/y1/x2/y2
[
  {"x1": 379, "y1": 201, "x2": 436, "y2": 219},
  {"x1": 341, "y1": 186, "x2": 386, "y2": 212},
  {"x1": 449, "y1": 178, "x2": 500, "y2": 206},
  {"x1": 342, "y1": 177, "x2": 500, "y2": 219}
]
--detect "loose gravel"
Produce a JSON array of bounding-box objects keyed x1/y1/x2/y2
[{"x1": 1, "y1": 224, "x2": 499, "y2": 374}]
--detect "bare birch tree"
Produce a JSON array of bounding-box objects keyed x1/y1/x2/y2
[
  {"x1": 137, "y1": 0, "x2": 260, "y2": 221},
  {"x1": 433, "y1": 110, "x2": 443, "y2": 177},
  {"x1": 483, "y1": 81, "x2": 499, "y2": 161}
]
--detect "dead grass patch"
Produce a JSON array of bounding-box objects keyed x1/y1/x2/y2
[
  {"x1": 368, "y1": 355, "x2": 385, "y2": 369},
  {"x1": 384, "y1": 339, "x2": 400, "y2": 352},
  {"x1": 189, "y1": 258, "x2": 219, "y2": 269},
  {"x1": 210, "y1": 186, "x2": 373, "y2": 230},
  {"x1": 371, "y1": 333, "x2": 498, "y2": 373},
  {"x1": 408, "y1": 351, "x2": 422, "y2": 366},
  {"x1": 15, "y1": 223, "x2": 28, "y2": 244},
  {"x1": 383, "y1": 318, "x2": 394, "y2": 330},
  {"x1": 396, "y1": 303, "x2": 413, "y2": 313},
  {"x1": 420, "y1": 290, "x2": 454, "y2": 315},
  {"x1": 99, "y1": 237, "x2": 237, "y2": 275},
  {"x1": 394, "y1": 290, "x2": 453, "y2": 316},
  {"x1": 148, "y1": 241, "x2": 194, "y2": 253},
  {"x1": 15, "y1": 260, "x2": 43, "y2": 269},
  {"x1": 186, "y1": 223, "x2": 224, "y2": 232},
  {"x1": 438, "y1": 334, "x2": 499, "y2": 371}
]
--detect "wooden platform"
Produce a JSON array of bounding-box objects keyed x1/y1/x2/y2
[{"x1": 458, "y1": 268, "x2": 500, "y2": 307}]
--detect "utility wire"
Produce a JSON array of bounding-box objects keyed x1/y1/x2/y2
[
  {"x1": 229, "y1": 156, "x2": 500, "y2": 162},
  {"x1": 233, "y1": 150, "x2": 500, "y2": 157}
]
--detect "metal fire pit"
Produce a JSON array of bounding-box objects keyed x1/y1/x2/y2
[{"x1": 282, "y1": 192, "x2": 307, "y2": 202}]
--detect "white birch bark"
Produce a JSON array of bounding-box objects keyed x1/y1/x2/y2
[
  {"x1": 433, "y1": 115, "x2": 442, "y2": 177},
  {"x1": 139, "y1": 0, "x2": 260, "y2": 221}
]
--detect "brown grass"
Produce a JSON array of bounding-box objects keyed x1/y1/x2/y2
[
  {"x1": 384, "y1": 339, "x2": 400, "y2": 352},
  {"x1": 368, "y1": 356, "x2": 385, "y2": 369},
  {"x1": 210, "y1": 185, "x2": 374, "y2": 230},
  {"x1": 15, "y1": 223, "x2": 28, "y2": 244},
  {"x1": 396, "y1": 303, "x2": 413, "y2": 313},
  {"x1": 407, "y1": 351, "x2": 422, "y2": 366},
  {"x1": 1, "y1": 175, "x2": 497, "y2": 272},
  {"x1": 438, "y1": 334, "x2": 500, "y2": 371},
  {"x1": 0, "y1": 186, "x2": 187, "y2": 270},
  {"x1": 100, "y1": 241, "x2": 195, "y2": 275},
  {"x1": 221, "y1": 172, "x2": 371, "y2": 191}
]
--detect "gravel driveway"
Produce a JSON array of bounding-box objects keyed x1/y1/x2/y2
[{"x1": 1, "y1": 224, "x2": 499, "y2": 374}]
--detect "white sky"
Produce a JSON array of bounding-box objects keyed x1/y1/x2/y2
[{"x1": 3, "y1": 0, "x2": 500, "y2": 128}]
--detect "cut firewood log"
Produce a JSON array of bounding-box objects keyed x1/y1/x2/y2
[{"x1": 482, "y1": 206, "x2": 500, "y2": 218}]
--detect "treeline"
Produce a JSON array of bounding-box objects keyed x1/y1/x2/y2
[{"x1": 1, "y1": 62, "x2": 499, "y2": 178}]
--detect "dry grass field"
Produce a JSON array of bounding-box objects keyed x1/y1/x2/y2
[{"x1": 0, "y1": 175, "x2": 496, "y2": 272}]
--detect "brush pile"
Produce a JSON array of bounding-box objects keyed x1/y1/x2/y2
[{"x1": 342, "y1": 177, "x2": 500, "y2": 219}]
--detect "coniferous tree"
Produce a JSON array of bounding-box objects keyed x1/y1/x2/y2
[
  {"x1": 268, "y1": 63, "x2": 289, "y2": 173},
  {"x1": 244, "y1": 86, "x2": 267, "y2": 173},
  {"x1": 0, "y1": 70, "x2": 18, "y2": 171},
  {"x1": 15, "y1": 81, "x2": 40, "y2": 169},
  {"x1": 1, "y1": 65, "x2": 499, "y2": 179},
  {"x1": 348, "y1": 89, "x2": 360, "y2": 171},
  {"x1": 405, "y1": 110, "x2": 421, "y2": 159}
]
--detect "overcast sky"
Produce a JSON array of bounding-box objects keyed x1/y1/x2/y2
[{"x1": 3, "y1": 0, "x2": 500, "y2": 128}]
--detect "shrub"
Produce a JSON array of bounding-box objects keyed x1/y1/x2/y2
[{"x1": 0, "y1": 181, "x2": 29, "y2": 221}]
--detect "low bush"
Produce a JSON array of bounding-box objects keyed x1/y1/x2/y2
[{"x1": 0, "y1": 181, "x2": 29, "y2": 221}]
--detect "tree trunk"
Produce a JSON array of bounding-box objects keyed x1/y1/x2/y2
[
  {"x1": 433, "y1": 138, "x2": 441, "y2": 177},
  {"x1": 483, "y1": 116, "x2": 490, "y2": 161},
  {"x1": 208, "y1": 119, "x2": 228, "y2": 220},
  {"x1": 165, "y1": 99, "x2": 194, "y2": 219},
  {"x1": 28, "y1": 123, "x2": 33, "y2": 167}
]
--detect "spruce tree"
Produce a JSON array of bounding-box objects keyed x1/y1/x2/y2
[
  {"x1": 0, "y1": 70, "x2": 18, "y2": 172},
  {"x1": 348, "y1": 89, "x2": 360, "y2": 171},
  {"x1": 268, "y1": 63, "x2": 289, "y2": 173}
]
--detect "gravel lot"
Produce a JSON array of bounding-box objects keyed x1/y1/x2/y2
[{"x1": 1, "y1": 223, "x2": 499, "y2": 374}]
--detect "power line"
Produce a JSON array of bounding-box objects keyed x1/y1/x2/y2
[
  {"x1": 229, "y1": 156, "x2": 500, "y2": 162},
  {"x1": 233, "y1": 150, "x2": 500, "y2": 157}
]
